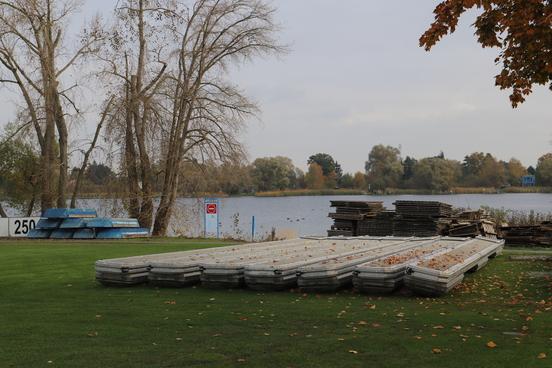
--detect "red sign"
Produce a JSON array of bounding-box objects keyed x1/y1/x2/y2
[{"x1": 206, "y1": 203, "x2": 218, "y2": 215}]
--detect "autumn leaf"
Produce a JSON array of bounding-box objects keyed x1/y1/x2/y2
[
  {"x1": 486, "y1": 341, "x2": 497, "y2": 349},
  {"x1": 537, "y1": 353, "x2": 547, "y2": 359},
  {"x1": 348, "y1": 350, "x2": 359, "y2": 355},
  {"x1": 432, "y1": 348, "x2": 442, "y2": 354}
]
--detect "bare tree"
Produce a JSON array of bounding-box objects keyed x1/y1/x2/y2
[
  {"x1": 99, "y1": 0, "x2": 169, "y2": 229},
  {"x1": 151, "y1": 0, "x2": 282, "y2": 235},
  {"x1": 0, "y1": 0, "x2": 106, "y2": 212}
]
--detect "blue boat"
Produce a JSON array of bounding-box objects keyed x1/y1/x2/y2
[
  {"x1": 59, "y1": 218, "x2": 87, "y2": 229},
  {"x1": 28, "y1": 229, "x2": 52, "y2": 239},
  {"x1": 50, "y1": 229, "x2": 75, "y2": 239},
  {"x1": 36, "y1": 218, "x2": 62, "y2": 230},
  {"x1": 96, "y1": 228, "x2": 150, "y2": 239},
  {"x1": 72, "y1": 228, "x2": 96, "y2": 239},
  {"x1": 86, "y1": 218, "x2": 140, "y2": 229},
  {"x1": 43, "y1": 208, "x2": 97, "y2": 219}
]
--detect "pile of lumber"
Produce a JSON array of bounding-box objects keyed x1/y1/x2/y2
[
  {"x1": 327, "y1": 201, "x2": 384, "y2": 237},
  {"x1": 357, "y1": 211, "x2": 395, "y2": 236},
  {"x1": 393, "y1": 201, "x2": 453, "y2": 237},
  {"x1": 500, "y1": 222, "x2": 552, "y2": 246},
  {"x1": 448, "y1": 210, "x2": 497, "y2": 238}
]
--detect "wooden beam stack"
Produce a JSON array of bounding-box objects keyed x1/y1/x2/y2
[
  {"x1": 327, "y1": 201, "x2": 384, "y2": 237},
  {"x1": 500, "y1": 222, "x2": 552, "y2": 246},
  {"x1": 393, "y1": 201, "x2": 453, "y2": 237}
]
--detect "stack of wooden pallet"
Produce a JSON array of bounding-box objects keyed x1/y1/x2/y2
[
  {"x1": 327, "y1": 201, "x2": 384, "y2": 236},
  {"x1": 448, "y1": 211, "x2": 497, "y2": 238},
  {"x1": 357, "y1": 211, "x2": 395, "y2": 236},
  {"x1": 393, "y1": 201, "x2": 453, "y2": 237},
  {"x1": 500, "y1": 222, "x2": 552, "y2": 246}
]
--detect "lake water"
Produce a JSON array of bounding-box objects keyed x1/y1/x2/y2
[{"x1": 78, "y1": 193, "x2": 552, "y2": 240}]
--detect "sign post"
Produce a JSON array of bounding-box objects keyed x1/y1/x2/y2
[
  {"x1": 204, "y1": 198, "x2": 220, "y2": 238},
  {"x1": 0, "y1": 217, "x2": 40, "y2": 238}
]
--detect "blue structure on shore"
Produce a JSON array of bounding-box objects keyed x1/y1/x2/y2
[
  {"x1": 28, "y1": 208, "x2": 149, "y2": 239},
  {"x1": 522, "y1": 175, "x2": 536, "y2": 187}
]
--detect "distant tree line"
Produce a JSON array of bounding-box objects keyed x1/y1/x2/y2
[{"x1": 364, "y1": 145, "x2": 546, "y2": 192}]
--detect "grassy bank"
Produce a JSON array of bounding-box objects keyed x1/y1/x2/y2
[{"x1": 1, "y1": 239, "x2": 551, "y2": 367}]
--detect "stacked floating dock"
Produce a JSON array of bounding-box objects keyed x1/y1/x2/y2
[
  {"x1": 353, "y1": 237, "x2": 468, "y2": 294},
  {"x1": 404, "y1": 237, "x2": 504, "y2": 296},
  {"x1": 203, "y1": 237, "x2": 375, "y2": 289},
  {"x1": 95, "y1": 236, "x2": 504, "y2": 295},
  {"x1": 150, "y1": 239, "x2": 313, "y2": 287},
  {"x1": 244, "y1": 237, "x2": 405, "y2": 291},
  {"x1": 28, "y1": 208, "x2": 149, "y2": 240},
  {"x1": 96, "y1": 250, "x2": 200, "y2": 286},
  {"x1": 296, "y1": 237, "x2": 424, "y2": 292}
]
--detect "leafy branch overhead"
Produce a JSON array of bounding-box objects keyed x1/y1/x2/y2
[{"x1": 420, "y1": 0, "x2": 552, "y2": 107}]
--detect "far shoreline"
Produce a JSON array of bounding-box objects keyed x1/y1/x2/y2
[{"x1": 71, "y1": 186, "x2": 552, "y2": 200}]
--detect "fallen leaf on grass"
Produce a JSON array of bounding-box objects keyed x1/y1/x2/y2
[
  {"x1": 432, "y1": 348, "x2": 442, "y2": 354},
  {"x1": 348, "y1": 350, "x2": 358, "y2": 354},
  {"x1": 433, "y1": 325, "x2": 444, "y2": 329},
  {"x1": 537, "y1": 353, "x2": 547, "y2": 359},
  {"x1": 87, "y1": 331, "x2": 98, "y2": 337},
  {"x1": 237, "y1": 358, "x2": 246, "y2": 363},
  {"x1": 486, "y1": 341, "x2": 497, "y2": 348},
  {"x1": 164, "y1": 300, "x2": 176, "y2": 305}
]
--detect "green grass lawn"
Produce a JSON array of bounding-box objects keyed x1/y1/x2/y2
[{"x1": 0, "y1": 239, "x2": 550, "y2": 368}]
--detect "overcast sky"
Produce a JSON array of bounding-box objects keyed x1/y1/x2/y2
[{"x1": 3, "y1": 1, "x2": 552, "y2": 173}]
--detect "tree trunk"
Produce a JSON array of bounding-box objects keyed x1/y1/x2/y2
[
  {"x1": 54, "y1": 88, "x2": 68, "y2": 208},
  {"x1": 124, "y1": 94, "x2": 141, "y2": 220},
  {"x1": 130, "y1": 75, "x2": 154, "y2": 230},
  {"x1": 41, "y1": 87, "x2": 57, "y2": 213},
  {"x1": 0, "y1": 202, "x2": 7, "y2": 218},
  {"x1": 26, "y1": 193, "x2": 36, "y2": 217}
]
